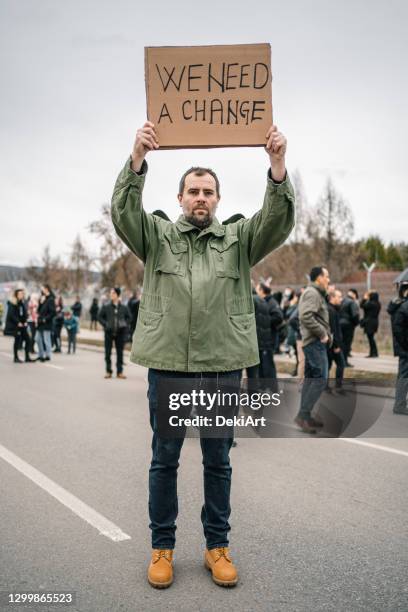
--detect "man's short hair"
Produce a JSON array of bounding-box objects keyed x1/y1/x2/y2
[
  {"x1": 178, "y1": 167, "x2": 220, "y2": 198},
  {"x1": 14, "y1": 288, "x2": 24, "y2": 298},
  {"x1": 258, "y1": 282, "x2": 271, "y2": 296},
  {"x1": 349, "y1": 288, "x2": 359, "y2": 299},
  {"x1": 310, "y1": 266, "x2": 326, "y2": 282},
  {"x1": 328, "y1": 288, "x2": 341, "y2": 301},
  {"x1": 112, "y1": 287, "x2": 121, "y2": 297}
]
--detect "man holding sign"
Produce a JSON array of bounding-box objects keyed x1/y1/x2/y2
[{"x1": 111, "y1": 120, "x2": 294, "y2": 588}]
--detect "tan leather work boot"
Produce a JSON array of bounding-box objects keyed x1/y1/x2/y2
[
  {"x1": 204, "y1": 547, "x2": 238, "y2": 587},
  {"x1": 147, "y1": 549, "x2": 174, "y2": 588}
]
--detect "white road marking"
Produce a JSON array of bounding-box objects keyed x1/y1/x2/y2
[
  {"x1": 0, "y1": 443, "x2": 131, "y2": 542},
  {"x1": 0, "y1": 351, "x2": 12, "y2": 358},
  {"x1": 339, "y1": 438, "x2": 408, "y2": 457}
]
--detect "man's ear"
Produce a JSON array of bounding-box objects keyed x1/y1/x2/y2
[{"x1": 177, "y1": 194, "x2": 182, "y2": 205}]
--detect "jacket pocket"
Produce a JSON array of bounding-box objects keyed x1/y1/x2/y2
[
  {"x1": 138, "y1": 308, "x2": 163, "y2": 329},
  {"x1": 209, "y1": 235, "x2": 240, "y2": 279},
  {"x1": 154, "y1": 238, "x2": 188, "y2": 276},
  {"x1": 229, "y1": 313, "x2": 254, "y2": 332}
]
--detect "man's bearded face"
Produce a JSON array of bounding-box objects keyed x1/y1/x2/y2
[{"x1": 178, "y1": 172, "x2": 220, "y2": 229}]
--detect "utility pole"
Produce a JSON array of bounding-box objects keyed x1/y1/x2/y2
[{"x1": 363, "y1": 262, "x2": 376, "y2": 291}]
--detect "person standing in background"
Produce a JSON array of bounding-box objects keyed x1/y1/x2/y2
[
  {"x1": 27, "y1": 294, "x2": 39, "y2": 354},
  {"x1": 387, "y1": 280, "x2": 408, "y2": 415},
  {"x1": 5, "y1": 289, "x2": 35, "y2": 363},
  {"x1": 339, "y1": 289, "x2": 360, "y2": 366},
  {"x1": 36, "y1": 285, "x2": 56, "y2": 362},
  {"x1": 71, "y1": 296, "x2": 82, "y2": 331},
  {"x1": 89, "y1": 297, "x2": 99, "y2": 331},
  {"x1": 127, "y1": 291, "x2": 140, "y2": 340},
  {"x1": 327, "y1": 289, "x2": 346, "y2": 392},
  {"x1": 360, "y1": 291, "x2": 381, "y2": 358},
  {"x1": 296, "y1": 267, "x2": 331, "y2": 433},
  {"x1": 64, "y1": 309, "x2": 79, "y2": 355},
  {"x1": 53, "y1": 295, "x2": 64, "y2": 353},
  {"x1": 98, "y1": 287, "x2": 130, "y2": 379}
]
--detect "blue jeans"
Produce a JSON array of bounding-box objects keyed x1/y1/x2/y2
[
  {"x1": 298, "y1": 340, "x2": 329, "y2": 420},
  {"x1": 394, "y1": 356, "x2": 408, "y2": 412},
  {"x1": 36, "y1": 330, "x2": 52, "y2": 359},
  {"x1": 147, "y1": 368, "x2": 240, "y2": 550}
]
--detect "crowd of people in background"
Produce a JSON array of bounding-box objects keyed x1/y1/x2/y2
[
  {"x1": 0, "y1": 279, "x2": 386, "y2": 371},
  {"x1": 3, "y1": 273, "x2": 408, "y2": 420},
  {"x1": 3, "y1": 285, "x2": 82, "y2": 362},
  {"x1": 1, "y1": 286, "x2": 141, "y2": 376}
]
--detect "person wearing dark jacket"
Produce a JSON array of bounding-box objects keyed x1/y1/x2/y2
[
  {"x1": 387, "y1": 281, "x2": 408, "y2": 415},
  {"x1": 5, "y1": 289, "x2": 35, "y2": 363},
  {"x1": 36, "y1": 285, "x2": 56, "y2": 362},
  {"x1": 262, "y1": 284, "x2": 284, "y2": 379},
  {"x1": 127, "y1": 292, "x2": 140, "y2": 340},
  {"x1": 98, "y1": 287, "x2": 130, "y2": 379},
  {"x1": 71, "y1": 297, "x2": 82, "y2": 319},
  {"x1": 247, "y1": 284, "x2": 283, "y2": 387},
  {"x1": 327, "y1": 289, "x2": 346, "y2": 391},
  {"x1": 360, "y1": 291, "x2": 381, "y2": 357},
  {"x1": 52, "y1": 296, "x2": 64, "y2": 353},
  {"x1": 339, "y1": 289, "x2": 360, "y2": 366},
  {"x1": 89, "y1": 298, "x2": 99, "y2": 331}
]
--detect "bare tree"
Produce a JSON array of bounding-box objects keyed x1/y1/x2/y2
[
  {"x1": 69, "y1": 234, "x2": 92, "y2": 293},
  {"x1": 25, "y1": 245, "x2": 70, "y2": 290},
  {"x1": 290, "y1": 169, "x2": 310, "y2": 244},
  {"x1": 314, "y1": 178, "x2": 354, "y2": 266},
  {"x1": 89, "y1": 204, "x2": 144, "y2": 290}
]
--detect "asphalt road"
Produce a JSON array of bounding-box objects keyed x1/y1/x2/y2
[{"x1": 1, "y1": 335, "x2": 408, "y2": 612}]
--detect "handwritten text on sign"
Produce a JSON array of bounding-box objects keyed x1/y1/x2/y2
[{"x1": 144, "y1": 44, "x2": 272, "y2": 148}]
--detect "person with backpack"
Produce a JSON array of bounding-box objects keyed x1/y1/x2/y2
[{"x1": 387, "y1": 279, "x2": 408, "y2": 415}]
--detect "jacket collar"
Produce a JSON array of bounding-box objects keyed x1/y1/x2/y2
[
  {"x1": 175, "y1": 215, "x2": 226, "y2": 238},
  {"x1": 311, "y1": 282, "x2": 327, "y2": 297}
]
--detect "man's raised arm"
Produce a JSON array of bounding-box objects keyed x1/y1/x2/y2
[
  {"x1": 111, "y1": 122, "x2": 160, "y2": 262},
  {"x1": 240, "y1": 125, "x2": 295, "y2": 266}
]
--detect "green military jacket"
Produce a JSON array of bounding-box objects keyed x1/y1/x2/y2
[{"x1": 111, "y1": 158, "x2": 295, "y2": 372}]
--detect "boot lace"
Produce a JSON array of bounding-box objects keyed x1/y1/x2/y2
[
  {"x1": 213, "y1": 547, "x2": 231, "y2": 562},
  {"x1": 153, "y1": 550, "x2": 172, "y2": 563}
]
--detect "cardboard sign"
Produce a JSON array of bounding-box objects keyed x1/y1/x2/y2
[{"x1": 144, "y1": 43, "x2": 272, "y2": 148}]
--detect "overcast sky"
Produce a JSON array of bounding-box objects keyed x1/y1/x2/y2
[{"x1": 1, "y1": 0, "x2": 407, "y2": 267}]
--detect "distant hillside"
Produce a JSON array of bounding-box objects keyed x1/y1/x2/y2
[
  {"x1": 0, "y1": 265, "x2": 25, "y2": 282},
  {"x1": 0, "y1": 265, "x2": 100, "y2": 284}
]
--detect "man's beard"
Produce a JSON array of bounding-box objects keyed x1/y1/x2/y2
[{"x1": 184, "y1": 211, "x2": 212, "y2": 229}]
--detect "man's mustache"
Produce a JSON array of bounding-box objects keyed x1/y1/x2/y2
[{"x1": 193, "y1": 205, "x2": 209, "y2": 213}]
